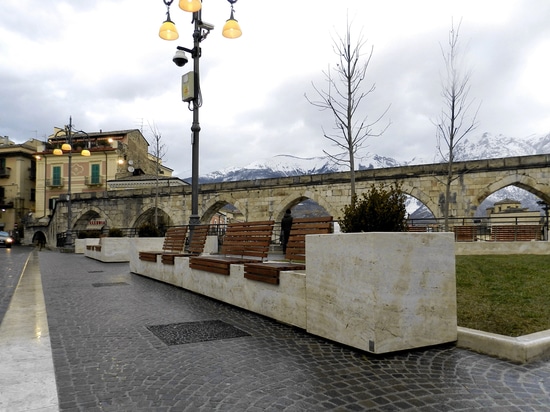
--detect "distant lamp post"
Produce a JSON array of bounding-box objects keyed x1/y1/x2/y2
[
  {"x1": 51, "y1": 116, "x2": 90, "y2": 249},
  {"x1": 159, "y1": 0, "x2": 241, "y2": 227}
]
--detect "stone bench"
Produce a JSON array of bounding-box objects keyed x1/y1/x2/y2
[
  {"x1": 86, "y1": 235, "x2": 106, "y2": 251},
  {"x1": 84, "y1": 237, "x2": 130, "y2": 262}
]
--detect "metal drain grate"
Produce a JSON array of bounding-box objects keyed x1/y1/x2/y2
[
  {"x1": 88, "y1": 270, "x2": 104, "y2": 273},
  {"x1": 92, "y1": 282, "x2": 129, "y2": 287},
  {"x1": 147, "y1": 320, "x2": 250, "y2": 346}
]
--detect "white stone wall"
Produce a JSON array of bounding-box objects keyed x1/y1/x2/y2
[
  {"x1": 130, "y1": 232, "x2": 457, "y2": 354},
  {"x1": 305, "y1": 232, "x2": 457, "y2": 354}
]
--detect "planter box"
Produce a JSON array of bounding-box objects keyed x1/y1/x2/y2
[
  {"x1": 305, "y1": 232, "x2": 457, "y2": 354},
  {"x1": 456, "y1": 240, "x2": 550, "y2": 255},
  {"x1": 84, "y1": 237, "x2": 130, "y2": 262},
  {"x1": 128, "y1": 238, "x2": 166, "y2": 273},
  {"x1": 75, "y1": 238, "x2": 100, "y2": 254}
]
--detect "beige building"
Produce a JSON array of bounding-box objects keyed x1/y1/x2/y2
[
  {"x1": 486, "y1": 198, "x2": 542, "y2": 225},
  {"x1": 0, "y1": 136, "x2": 41, "y2": 238},
  {"x1": 33, "y1": 128, "x2": 174, "y2": 220}
]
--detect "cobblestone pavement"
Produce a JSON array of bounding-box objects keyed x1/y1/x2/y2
[{"x1": 37, "y1": 250, "x2": 550, "y2": 411}]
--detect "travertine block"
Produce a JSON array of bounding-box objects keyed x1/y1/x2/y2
[{"x1": 305, "y1": 232, "x2": 457, "y2": 354}]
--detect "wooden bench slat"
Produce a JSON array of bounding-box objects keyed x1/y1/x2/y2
[
  {"x1": 190, "y1": 256, "x2": 258, "y2": 276},
  {"x1": 139, "y1": 226, "x2": 188, "y2": 262},
  {"x1": 287, "y1": 216, "x2": 333, "y2": 223},
  {"x1": 491, "y1": 225, "x2": 541, "y2": 241},
  {"x1": 243, "y1": 272, "x2": 279, "y2": 285},
  {"x1": 160, "y1": 225, "x2": 210, "y2": 265},
  {"x1": 190, "y1": 221, "x2": 275, "y2": 275},
  {"x1": 244, "y1": 217, "x2": 332, "y2": 285}
]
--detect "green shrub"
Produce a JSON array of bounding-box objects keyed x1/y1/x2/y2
[
  {"x1": 138, "y1": 223, "x2": 161, "y2": 237},
  {"x1": 108, "y1": 227, "x2": 124, "y2": 237},
  {"x1": 340, "y1": 183, "x2": 407, "y2": 233}
]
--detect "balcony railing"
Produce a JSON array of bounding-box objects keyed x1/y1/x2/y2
[
  {"x1": 0, "y1": 167, "x2": 11, "y2": 178},
  {"x1": 85, "y1": 175, "x2": 103, "y2": 186},
  {"x1": 0, "y1": 198, "x2": 14, "y2": 209},
  {"x1": 46, "y1": 178, "x2": 64, "y2": 188}
]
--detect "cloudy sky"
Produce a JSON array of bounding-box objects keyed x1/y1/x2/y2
[{"x1": 1, "y1": 0, "x2": 549, "y2": 177}]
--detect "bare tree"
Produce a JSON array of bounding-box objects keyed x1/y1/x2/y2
[
  {"x1": 148, "y1": 122, "x2": 167, "y2": 228},
  {"x1": 306, "y1": 18, "x2": 390, "y2": 203},
  {"x1": 435, "y1": 20, "x2": 480, "y2": 231}
]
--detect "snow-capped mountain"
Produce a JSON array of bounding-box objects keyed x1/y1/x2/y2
[
  {"x1": 200, "y1": 154, "x2": 400, "y2": 183},
  {"x1": 197, "y1": 132, "x2": 550, "y2": 217},
  {"x1": 453, "y1": 133, "x2": 538, "y2": 161}
]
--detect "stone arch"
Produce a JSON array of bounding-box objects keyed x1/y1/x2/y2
[
  {"x1": 476, "y1": 174, "x2": 548, "y2": 206},
  {"x1": 133, "y1": 208, "x2": 173, "y2": 231},
  {"x1": 303, "y1": 190, "x2": 340, "y2": 219},
  {"x1": 400, "y1": 183, "x2": 438, "y2": 218},
  {"x1": 201, "y1": 195, "x2": 247, "y2": 223},
  {"x1": 273, "y1": 191, "x2": 334, "y2": 221},
  {"x1": 32, "y1": 230, "x2": 47, "y2": 248},
  {"x1": 273, "y1": 195, "x2": 308, "y2": 221},
  {"x1": 202, "y1": 199, "x2": 230, "y2": 224},
  {"x1": 71, "y1": 205, "x2": 115, "y2": 232},
  {"x1": 74, "y1": 209, "x2": 102, "y2": 232}
]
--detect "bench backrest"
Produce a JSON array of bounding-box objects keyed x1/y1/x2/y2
[
  {"x1": 491, "y1": 224, "x2": 542, "y2": 241},
  {"x1": 162, "y1": 227, "x2": 188, "y2": 253},
  {"x1": 285, "y1": 216, "x2": 333, "y2": 262},
  {"x1": 187, "y1": 225, "x2": 209, "y2": 254},
  {"x1": 220, "y1": 220, "x2": 275, "y2": 258}
]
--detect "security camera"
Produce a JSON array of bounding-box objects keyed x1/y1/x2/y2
[
  {"x1": 199, "y1": 21, "x2": 215, "y2": 31},
  {"x1": 172, "y1": 49, "x2": 188, "y2": 67}
]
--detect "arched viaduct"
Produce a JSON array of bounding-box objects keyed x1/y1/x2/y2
[{"x1": 29, "y1": 154, "x2": 550, "y2": 245}]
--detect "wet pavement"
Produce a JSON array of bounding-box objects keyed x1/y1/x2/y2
[
  {"x1": 0, "y1": 247, "x2": 28, "y2": 326},
  {"x1": 1, "y1": 248, "x2": 550, "y2": 411}
]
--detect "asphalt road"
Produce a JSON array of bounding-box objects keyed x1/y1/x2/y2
[{"x1": 0, "y1": 246, "x2": 32, "y2": 326}]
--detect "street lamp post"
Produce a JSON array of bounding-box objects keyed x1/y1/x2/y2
[
  {"x1": 159, "y1": 0, "x2": 241, "y2": 227},
  {"x1": 52, "y1": 116, "x2": 90, "y2": 249}
]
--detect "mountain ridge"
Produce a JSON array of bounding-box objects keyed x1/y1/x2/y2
[{"x1": 195, "y1": 132, "x2": 550, "y2": 217}]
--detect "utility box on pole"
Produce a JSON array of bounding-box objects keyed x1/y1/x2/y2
[{"x1": 182, "y1": 71, "x2": 195, "y2": 102}]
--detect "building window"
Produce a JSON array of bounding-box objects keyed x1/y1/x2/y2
[
  {"x1": 30, "y1": 188, "x2": 36, "y2": 202},
  {"x1": 29, "y1": 161, "x2": 36, "y2": 181},
  {"x1": 91, "y1": 163, "x2": 101, "y2": 185},
  {"x1": 49, "y1": 197, "x2": 57, "y2": 212},
  {"x1": 0, "y1": 158, "x2": 9, "y2": 178},
  {"x1": 52, "y1": 165, "x2": 62, "y2": 187}
]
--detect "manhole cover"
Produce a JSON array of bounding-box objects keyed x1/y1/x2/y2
[
  {"x1": 92, "y1": 282, "x2": 129, "y2": 287},
  {"x1": 147, "y1": 320, "x2": 250, "y2": 346}
]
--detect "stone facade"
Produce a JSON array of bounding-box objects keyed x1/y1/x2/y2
[{"x1": 0, "y1": 137, "x2": 41, "y2": 235}]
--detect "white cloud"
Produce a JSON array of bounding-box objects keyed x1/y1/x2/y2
[{"x1": 0, "y1": 0, "x2": 549, "y2": 177}]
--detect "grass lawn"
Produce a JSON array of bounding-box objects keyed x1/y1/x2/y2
[{"x1": 456, "y1": 254, "x2": 550, "y2": 337}]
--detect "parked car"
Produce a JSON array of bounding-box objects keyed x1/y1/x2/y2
[{"x1": 0, "y1": 231, "x2": 14, "y2": 248}]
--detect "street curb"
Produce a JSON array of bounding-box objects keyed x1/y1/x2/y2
[{"x1": 457, "y1": 326, "x2": 550, "y2": 364}]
